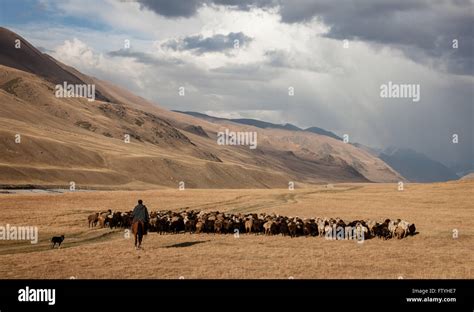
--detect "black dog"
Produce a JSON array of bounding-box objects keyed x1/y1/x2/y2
[{"x1": 51, "y1": 235, "x2": 65, "y2": 248}]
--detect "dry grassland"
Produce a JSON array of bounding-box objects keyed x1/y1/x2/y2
[{"x1": 0, "y1": 180, "x2": 472, "y2": 279}]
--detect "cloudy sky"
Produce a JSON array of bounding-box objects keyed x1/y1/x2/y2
[{"x1": 1, "y1": 0, "x2": 472, "y2": 172}]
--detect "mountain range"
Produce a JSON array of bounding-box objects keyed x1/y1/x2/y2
[
  {"x1": 177, "y1": 112, "x2": 463, "y2": 183},
  {"x1": 378, "y1": 147, "x2": 460, "y2": 183},
  {"x1": 173, "y1": 111, "x2": 342, "y2": 140},
  {"x1": 0, "y1": 27, "x2": 424, "y2": 189}
]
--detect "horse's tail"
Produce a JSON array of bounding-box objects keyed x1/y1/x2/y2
[{"x1": 137, "y1": 221, "x2": 143, "y2": 238}]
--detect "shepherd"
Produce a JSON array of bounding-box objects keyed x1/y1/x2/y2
[{"x1": 131, "y1": 199, "x2": 149, "y2": 250}]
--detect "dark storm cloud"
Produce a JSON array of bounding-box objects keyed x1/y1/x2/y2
[
  {"x1": 136, "y1": 0, "x2": 473, "y2": 75},
  {"x1": 211, "y1": 0, "x2": 275, "y2": 10},
  {"x1": 277, "y1": 0, "x2": 473, "y2": 75},
  {"x1": 162, "y1": 32, "x2": 252, "y2": 54},
  {"x1": 136, "y1": 0, "x2": 275, "y2": 17},
  {"x1": 136, "y1": 0, "x2": 204, "y2": 18},
  {"x1": 118, "y1": 0, "x2": 472, "y2": 170},
  {"x1": 107, "y1": 49, "x2": 183, "y2": 65}
]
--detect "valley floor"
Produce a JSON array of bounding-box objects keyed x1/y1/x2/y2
[{"x1": 0, "y1": 181, "x2": 472, "y2": 278}]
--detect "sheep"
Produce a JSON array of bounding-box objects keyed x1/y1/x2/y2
[
  {"x1": 394, "y1": 225, "x2": 405, "y2": 239},
  {"x1": 316, "y1": 218, "x2": 326, "y2": 237},
  {"x1": 388, "y1": 219, "x2": 401, "y2": 237},
  {"x1": 263, "y1": 221, "x2": 275, "y2": 235},
  {"x1": 374, "y1": 220, "x2": 391, "y2": 240},
  {"x1": 88, "y1": 213, "x2": 99, "y2": 228},
  {"x1": 214, "y1": 219, "x2": 224, "y2": 234},
  {"x1": 279, "y1": 220, "x2": 289, "y2": 236},
  {"x1": 245, "y1": 219, "x2": 253, "y2": 234},
  {"x1": 395, "y1": 220, "x2": 417, "y2": 238},
  {"x1": 366, "y1": 220, "x2": 377, "y2": 237},
  {"x1": 288, "y1": 221, "x2": 297, "y2": 238},
  {"x1": 86, "y1": 209, "x2": 417, "y2": 241},
  {"x1": 195, "y1": 221, "x2": 205, "y2": 234},
  {"x1": 354, "y1": 223, "x2": 368, "y2": 241}
]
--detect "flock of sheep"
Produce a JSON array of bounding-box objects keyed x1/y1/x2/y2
[{"x1": 88, "y1": 209, "x2": 417, "y2": 240}]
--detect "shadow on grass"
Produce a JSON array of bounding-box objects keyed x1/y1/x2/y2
[{"x1": 164, "y1": 240, "x2": 209, "y2": 248}]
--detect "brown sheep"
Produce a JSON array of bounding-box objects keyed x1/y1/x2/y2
[
  {"x1": 394, "y1": 226, "x2": 405, "y2": 239},
  {"x1": 195, "y1": 221, "x2": 205, "y2": 234},
  {"x1": 395, "y1": 220, "x2": 417, "y2": 238},
  {"x1": 366, "y1": 220, "x2": 377, "y2": 237},
  {"x1": 288, "y1": 221, "x2": 297, "y2": 238},
  {"x1": 263, "y1": 221, "x2": 276, "y2": 235},
  {"x1": 88, "y1": 213, "x2": 99, "y2": 228},
  {"x1": 214, "y1": 219, "x2": 224, "y2": 234},
  {"x1": 98, "y1": 215, "x2": 107, "y2": 228},
  {"x1": 245, "y1": 219, "x2": 253, "y2": 234}
]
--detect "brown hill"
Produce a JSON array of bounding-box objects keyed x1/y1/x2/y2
[
  {"x1": 0, "y1": 27, "x2": 109, "y2": 102},
  {"x1": 461, "y1": 172, "x2": 474, "y2": 180},
  {"x1": 0, "y1": 27, "x2": 404, "y2": 189}
]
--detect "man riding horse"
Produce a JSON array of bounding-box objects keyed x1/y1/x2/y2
[{"x1": 131, "y1": 199, "x2": 149, "y2": 250}]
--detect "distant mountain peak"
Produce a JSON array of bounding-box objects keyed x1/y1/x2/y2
[
  {"x1": 173, "y1": 110, "x2": 341, "y2": 140},
  {"x1": 379, "y1": 147, "x2": 459, "y2": 182}
]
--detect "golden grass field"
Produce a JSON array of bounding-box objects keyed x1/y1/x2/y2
[{"x1": 0, "y1": 180, "x2": 472, "y2": 279}]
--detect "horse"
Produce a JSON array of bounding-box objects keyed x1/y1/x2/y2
[{"x1": 132, "y1": 220, "x2": 145, "y2": 249}]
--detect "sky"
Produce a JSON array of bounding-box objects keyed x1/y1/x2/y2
[{"x1": 0, "y1": 0, "x2": 472, "y2": 172}]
